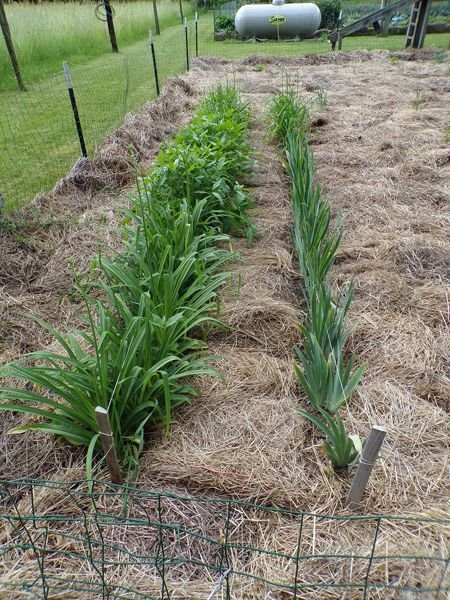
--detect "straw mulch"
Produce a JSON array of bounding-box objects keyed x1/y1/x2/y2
[{"x1": 0, "y1": 51, "x2": 449, "y2": 598}]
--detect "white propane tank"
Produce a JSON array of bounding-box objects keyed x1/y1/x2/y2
[{"x1": 235, "y1": 3, "x2": 321, "y2": 38}]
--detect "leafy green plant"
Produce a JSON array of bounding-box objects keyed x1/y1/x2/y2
[
  {"x1": 0, "y1": 291, "x2": 216, "y2": 479},
  {"x1": 269, "y1": 88, "x2": 365, "y2": 471},
  {"x1": 0, "y1": 85, "x2": 255, "y2": 481},
  {"x1": 145, "y1": 85, "x2": 255, "y2": 241},
  {"x1": 294, "y1": 331, "x2": 365, "y2": 413},
  {"x1": 316, "y1": 85, "x2": 328, "y2": 109},
  {"x1": 285, "y1": 133, "x2": 341, "y2": 290},
  {"x1": 215, "y1": 15, "x2": 236, "y2": 34},
  {"x1": 295, "y1": 407, "x2": 360, "y2": 470},
  {"x1": 269, "y1": 88, "x2": 310, "y2": 145}
]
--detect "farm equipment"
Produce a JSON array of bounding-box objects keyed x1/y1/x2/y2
[{"x1": 329, "y1": 0, "x2": 433, "y2": 50}]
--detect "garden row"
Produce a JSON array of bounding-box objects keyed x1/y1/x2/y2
[
  {"x1": 0, "y1": 85, "x2": 254, "y2": 482},
  {"x1": 269, "y1": 89, "x2": 365, "y2": 470}
]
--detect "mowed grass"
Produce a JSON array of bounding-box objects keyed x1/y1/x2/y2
[
  {"x1": 0, "y1": 20, "x2": 189, "y2": 211},
  {"x1": 0, "y1": 6, "x2": 448, "y2": 211},
  {"x1": 0, "y1": 0, "x2": 192, "y2": 93}
]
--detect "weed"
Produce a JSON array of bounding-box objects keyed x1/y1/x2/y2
[{"x1": 413, "y1": 88, "x2": 425, "y2": 110}]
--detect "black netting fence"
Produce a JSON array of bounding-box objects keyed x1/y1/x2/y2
[{"x1": 0, "y1": 478, "x2": 448, "y2": 599}]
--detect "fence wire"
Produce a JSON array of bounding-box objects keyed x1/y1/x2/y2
[
  {"x1": 0, "y1": 478, "x2": 448, "y2": 599},
  {"x1": 0, "y1": 46, "x2": 161, "y2": 211},
  {"x1": 1, "y1": 12, "x2": 447, "y2": 211}
]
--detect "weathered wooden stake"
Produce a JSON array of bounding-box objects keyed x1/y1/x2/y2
[
  {"x1": 0, "y1": 0, "x2": 26, "y2": 91},
  {"x1": 95, "y1": 406, "x2": 122, "y2": 484},
  {"x1": 346, "y1": 425, "x2": 387, "y2": 508}
]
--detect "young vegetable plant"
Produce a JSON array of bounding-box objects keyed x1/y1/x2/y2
[
  {"x1": 269, "y1": 88, "x2": 365, "y2": 472},
  {"x1": 295, "y1": 407, "x2": 362, "y2": 470},
  {"x1": 294, "y1": 332, "x2": 365, "y2": 413},
  {"x1": 269, "y1": 87, "x2": 310, "y2": 144}
]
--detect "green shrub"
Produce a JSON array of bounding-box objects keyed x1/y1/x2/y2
[
  {"x1": 316, "y1": 0, "x2": 342, "y2": 30},
  {"x1": 215, "y1": 14, "x2": 237, "y2": 33}
]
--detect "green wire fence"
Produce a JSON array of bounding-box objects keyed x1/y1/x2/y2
[{"x1": 0, "y1": 478, "x2": 448, "y2": 599}]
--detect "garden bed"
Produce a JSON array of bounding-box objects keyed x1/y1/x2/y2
[{"x1": 0, "y1": 49, "x2": 448, "y2": 597}]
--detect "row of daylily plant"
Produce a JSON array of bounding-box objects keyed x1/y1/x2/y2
[{"x1": 0, "y1": 85, "x2": 255, "y2": 481}]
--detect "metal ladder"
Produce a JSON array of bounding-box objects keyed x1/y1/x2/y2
[{"x1": 405, "y1": 0, "x2": 432, "y2": 48}]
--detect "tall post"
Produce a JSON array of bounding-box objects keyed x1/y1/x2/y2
[
  {"x1": 104, "y1": 0, "x2": 118, "y2": 52},
  {"x1": 95, "y1": 407, "x2": 122, "y2": 484},
  {"x1": 152, "y1": 0, "x2": 160, "y2": 35},
  {"x1": 184, "y1": 17, "x2": 190, "y2": 71},
  {"x1": 0, "y1": 0, "x2": 26, "y2": 91},
  {"x1": 346, "y1": 425, "x2": 387, "y2": 508},
  {"x1": 63, "y1": 62, "x2": 88, "y2": 158},
  {"x1": 195, "y1": 11, "x2": 199, "y2": 58},
  {"x1": 179, "y1": 0, "x2": 184, "y2": 24},
  {"x1": 149, "y1": 30, "x2": 160, "y2": 96}
]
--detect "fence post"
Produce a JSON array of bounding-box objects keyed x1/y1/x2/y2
[
  {"x1": 179, "y1": 0, "x2": 184, "y2": 23},
  {"x1": 346, "y1": 425, "x2": 387, "y2": 508},
  {"x1": 104, "y1": 0, "x2": 118, "y2": 52},
  {"x1": 152, "y1": 0, "x2": 160, "y2": 34},
  {"x1": 95, "y1": 406, "x2": 122, "y2": 484},
  {"x1": 149, "y1": 30, "x2": 160, "y2": 96},
  {"x1": 184, "y1": 17, "x2": 190, "y2": 71},
  {"x1": 0, "y1": 0, "x2": 26, "y2": 91},
  {"x1": 63, "y1": 62, "x2": 88, "y2": 158},
  {"x1": 195, "y1": 11, "x2": 199, "y2": 57}
]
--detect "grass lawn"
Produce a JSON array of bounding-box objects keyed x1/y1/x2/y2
[
  {"x1": 0, "y1": 0, "x2": 193, "y2": 93},
  {"x1": 1, "y1": 7, "x2": 448, "y2": 211}
]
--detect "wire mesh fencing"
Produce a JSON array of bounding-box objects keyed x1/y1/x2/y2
[
  {"x1": 0, "y1": 478, "x2": 448, "y2": 599},
  {"x1": 0, "y1": 11, "x2": 446, "y2": 212},
  {"x1": 0, "y1": 51, "x2": 153, "y2": 211}
]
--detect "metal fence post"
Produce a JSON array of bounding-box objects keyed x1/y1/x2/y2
[
  {"x1": 149, "y1": 30, "x2": 160, "y2": 96},
  {"x1": 184, "y1": 17, "x2": 190, "y2": 71},
  {"x1": 104, "y1": 0, "x2": 118, "y2": 52},
  {"x1": 152, "y1": 0, "x2": 160, "y2": 34},
  {"x1": 195, "y1": 11, "x2": 199, "y2": 57},
  {"x1": 63, "y1": 62, "x2": 88, "y2": 158},
  {"x1": 0, "y1": 0, "x2": 26, "y2": 91}
]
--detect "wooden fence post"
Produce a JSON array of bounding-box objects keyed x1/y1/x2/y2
[
  {"x1": 346, "y1": 425, "x2": 387, "y2": 508},
  {"x1": 95, "y1": 406, "x2": 122, "y2": 484},
  {"x1": 0, "y1": 0, "x2": 26, "y2": 91}
]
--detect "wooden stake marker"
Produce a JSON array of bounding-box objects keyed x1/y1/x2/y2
[
  {"x1": 346, "y1": 425, "x2": 387, "y2": 509},
  {"x1": 95, "y1": 406, "x2": 122, "y2": 484}
]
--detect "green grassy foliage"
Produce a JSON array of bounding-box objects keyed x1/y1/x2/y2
[
  {"x1": 0, "y1": 0, "x2": 192, "y2": 93},
  {"x1": 0, "y1": 85, "x2": 254, "y2": 481},
  {"x1": 146, "y1": 86, "x2": 255, "y2": 240}
]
